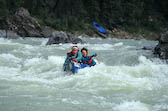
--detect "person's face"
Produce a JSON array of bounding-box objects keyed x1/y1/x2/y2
[
  {"x1": 72, "y1": 48, "x2": 78, "y2": 55},
  {"x1": 82, "y1": 50, "x2": 87, "y2": 57}
]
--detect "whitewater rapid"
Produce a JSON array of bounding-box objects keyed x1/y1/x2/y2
[{"x1": 0, "y1": 37, "x2": 168, "y2": 111}]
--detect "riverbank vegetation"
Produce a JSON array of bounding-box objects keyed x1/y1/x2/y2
[{"x1": 0, "y1": 0, "x2": 168, "y2": 38}]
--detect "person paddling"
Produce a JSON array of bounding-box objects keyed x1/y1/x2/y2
[
  {"x1": 80, "y1": 48, "x2": 97, "y2": 67},
  {"x1": 63, "y1": 46, "x2": 82, "y2": 71}
]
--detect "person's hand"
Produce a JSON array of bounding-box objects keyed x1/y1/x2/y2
[
  {"x1": 93, "y1": 53, "x2": 97, "y2": 57},
  {"x1": 78, "y1": 60, "x2": 82, "y2": 63}
]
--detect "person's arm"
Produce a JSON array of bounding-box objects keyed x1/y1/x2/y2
[
  {"x1": 63, "y1": 55, "x2": 69, "y2": 71},
  {"x1": 89, "y1": 53, "x2": 97, "y2": 59},
  {"x1": 63, "y1": 54, "x2": 73, "y2": 67},
  {"x1": 63, "y1": 56, "x2": 69, "y2": 67}
]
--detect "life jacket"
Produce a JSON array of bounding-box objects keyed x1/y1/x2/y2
[
  {"x1": 83, "y1": 56, "x2": 93, "y2": 64},
  {"x1": 67, "y1": 50, "x2": 79, "y2": 62}
]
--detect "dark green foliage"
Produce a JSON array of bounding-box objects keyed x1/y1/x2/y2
[{"x1": 0, "y1": 0, "x2": 168, "y2": 33}]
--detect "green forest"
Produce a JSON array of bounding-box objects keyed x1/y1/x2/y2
[{"x1": 0, "y1": 0, "x2": 168, "y2": 34}]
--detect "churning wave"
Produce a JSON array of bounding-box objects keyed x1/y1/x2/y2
[{"x1": 0, "y1": 37, "x2": 167, "y2": 111}]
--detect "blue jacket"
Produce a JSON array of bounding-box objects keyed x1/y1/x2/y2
[{"x1": 81, "y1": 55, "x2": 96, "y2": 66}]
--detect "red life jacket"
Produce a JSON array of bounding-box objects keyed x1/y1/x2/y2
[
  {"x1": 88, "y1": 59, "x2": 93, "y2": 64},
  {"x1": 83, "y1": 56, "x2": 93, "y2": 64},
  {"x1": 72, "y1": 58, "x2": 79, "y2": 62}
]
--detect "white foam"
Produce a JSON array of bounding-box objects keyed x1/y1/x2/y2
[
  {"x1": 0, "y1": 55, "x2": 164, "y2": 93},
  {"x1": 0, "y1": 37, "x2": 166, "y2": 111},
  {"x1": 0, "y1": 38, "x2": 12, "y2": 44},
  {"x1": 0, "y1": 53, "x2": 21, "y2": 62},
  {"x1": 154, "y1": 104, "x2": 168, "y2": 111},
  {"x1": 114, "y1": 42, "x2": 123, "y2": 46},
  {"x1": 113, "y1": 101, "x2": 152, "y2": 111},
  {"x1": 0, "y1": 54, "x2": 22, "y2": 68},
  {"x1": 0, "y1": 51, "x2": 165, "y2": 95}
]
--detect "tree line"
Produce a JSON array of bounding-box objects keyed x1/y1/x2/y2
[{"x1": 0, "y1": 0, "x2": 168, "y2": 33}]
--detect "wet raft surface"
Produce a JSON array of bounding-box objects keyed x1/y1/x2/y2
[{"x1": 0, "y1": 37, "x2": 168, "y2": 111}]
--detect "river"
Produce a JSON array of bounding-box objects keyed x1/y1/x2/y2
[{"x1": 0, "y1": 37, "x2": 168, "y2": 111}]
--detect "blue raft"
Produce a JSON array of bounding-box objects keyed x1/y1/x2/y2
[
  {"x1": 93, "y1": 21, "x2": 108, "y2": 36},
  {"x1": 71, "y1": 61, "x2": 90, "y2": 73}
]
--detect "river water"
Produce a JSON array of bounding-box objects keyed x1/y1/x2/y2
[{"x1": 0, "y1": 37, "x2": 168, "y2": 111}]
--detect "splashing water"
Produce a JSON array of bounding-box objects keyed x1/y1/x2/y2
[{"x1": 0, "y1": 37, "x2": 167, "y2": 111}]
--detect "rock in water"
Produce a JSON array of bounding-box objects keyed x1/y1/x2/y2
[
  {"x1": 46, "y1": 31, "x2": 83, "y2": 45},
  {"x1": 154, "y1": 31, "x2": 168, "y2": 59},
  {"x1": 160, "y1": 31, "x2": 168, "y2": 43}
]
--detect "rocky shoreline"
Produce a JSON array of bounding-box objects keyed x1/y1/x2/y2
[
  {"x1": 0, "y1": 8, "x2": 159, "y2": 40},
  {"x1": 0, "y1": 8, "x2": 83, "y2": 44},
  {"x1": 0, "y1": 8, "x2": 167, "y2": 59},
  {"x1": 154, "y1": 31, "x2": 168, "y2": 59}
]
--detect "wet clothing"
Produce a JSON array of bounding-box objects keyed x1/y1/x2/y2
[
  {"x1": 63, "y1": 50, "x2": 82, "y2": 71},
  {"x1": 81, "y1": 54, "x2": 96, "y2": 66}
]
